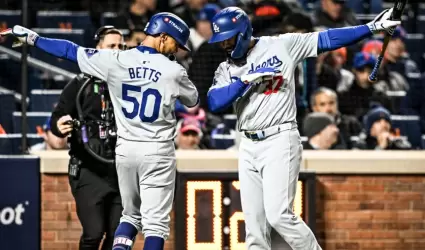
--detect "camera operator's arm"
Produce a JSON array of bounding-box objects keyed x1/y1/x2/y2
[{"x1": 50, "y1": 75, "x2": 81, "y2": 138}]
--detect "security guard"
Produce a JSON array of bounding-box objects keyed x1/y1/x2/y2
[{"x1": 49, "y1": 26, "x2": 126, "y2": 250}]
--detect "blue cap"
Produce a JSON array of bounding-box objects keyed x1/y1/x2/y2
[
  {"x1": 197, "y1": 4, "x2": 221, "y2": 22},
  {"x1": 392, "y1": 26, "x2": 407, "y2": 41},
  {"x1": 353, "y1": 52, "x2": 376, "y2": 69}
]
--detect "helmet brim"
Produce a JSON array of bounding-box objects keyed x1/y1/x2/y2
[
  {"x1": 208, "y1": 29, "x2": 239, "y2": 43},
  {"x1": 179, "y1": 44, "x2": 191, "y2": 51}
]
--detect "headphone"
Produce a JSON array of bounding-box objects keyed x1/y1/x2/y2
[{"x1": 94, "y1": 25, "x2": 117, "y2": 42}]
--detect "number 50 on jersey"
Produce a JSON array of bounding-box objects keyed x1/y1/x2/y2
[{"x1": 122, "y1": 83, "x2": 162, "y2": 123}]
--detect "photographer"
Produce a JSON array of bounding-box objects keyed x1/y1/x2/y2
[{"x1": 49, "y1": 26, "x2": 126, "y2": 250}]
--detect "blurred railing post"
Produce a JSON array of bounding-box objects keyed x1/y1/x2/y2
[{"x1": 20, "y1": 0, "x2": 28, "y2": 153}]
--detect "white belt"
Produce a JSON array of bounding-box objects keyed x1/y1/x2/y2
[{"x1": 243, "y1": 122, "x2": 297, "y2": 141}]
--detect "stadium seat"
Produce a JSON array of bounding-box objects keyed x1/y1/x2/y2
[
  {"x1": 419, "y1": 3, "x2": 425, "y2": 15},
  {"x1": 417, "y1": 15, "x2": 425, "y2": 35},
  {"x1": 30, "y1": 28, "x2": 83, "y2": 73},
  {"x1": 30, "y1": 89, "x2": 62, "y2": 112},
  {"x1": 386, "y1": 90, "x2": 406, "y2": 115},
  {"x1": 223, "y1": 114, "x2": 237, "y2": 130},
  {"x1": 0, "y1": 9, "x2": 21, "y2": 28},
  {"x1": 101, "y1": 12, "x2": 117, "y2": 26},
  {"x1": 0, "y1": 92, "x2": 15, "y2": 134},
  {"x1": 12, "y1": 111, "x2": 51, "y2": 134},
  {"x1": 391, "y1": 115, "x2": 422, "y2": 149},
  {"x1": 36, "y1": 11, "x2": 91, "y2": 29},
  {"x1": 0, "y1": 134, "x2": 44, "y2": 154},
  {"x1": 210, "y1": 124, "x2": 235, "y2": 149},
  {"x1": 404, "y1": 34, "x2": 425, "y2": 67}
]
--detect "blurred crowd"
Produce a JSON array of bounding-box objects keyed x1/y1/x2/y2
[{"x1": 1, "y1": 0, "x2": 425, "y2": 152}]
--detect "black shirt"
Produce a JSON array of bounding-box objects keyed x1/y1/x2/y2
[{"x1": 50, "y1": 74, "x2": 116, "y2": 172}]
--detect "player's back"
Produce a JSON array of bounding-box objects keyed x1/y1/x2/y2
[{"x1": 104, "y1": 46, "x2": 198, "y2": 142}]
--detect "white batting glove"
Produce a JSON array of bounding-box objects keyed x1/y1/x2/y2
[
  {"x1": 367, "y1": 8, "x2": 401, "y2": 33},
  {"x1": 240, "y1": 68, "x2": 279, "y2": 85},
  {"x1": 0, "y1": 25, "x2": 39, "y2": 47}
]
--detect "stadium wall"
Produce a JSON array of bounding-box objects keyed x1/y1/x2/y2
[{"x1": 33, "y1": 150, "x2": 425, "y2": 250}]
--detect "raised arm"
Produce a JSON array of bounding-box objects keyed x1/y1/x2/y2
[
  {"x1": 0, "y1": 25, "x2": 115, "y2": 81},
  {"x1": 317, "y1": 8, "x2": 400, "y2": 53}
]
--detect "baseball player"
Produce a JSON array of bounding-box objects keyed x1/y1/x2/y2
[
  {"x1": 1, "y1": 13, "x2": 198, "y2": 250},
  {"x1": 207, "y1": 7, "x2": 400, "y2": 250}
]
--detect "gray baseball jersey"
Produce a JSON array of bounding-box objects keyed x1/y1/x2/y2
[
  {"x1": 76, "y1": 47, "x2": 198, "y2": 141},
  {"x1": 210, "y1": 32, "x2": 319, "y2": 131}
]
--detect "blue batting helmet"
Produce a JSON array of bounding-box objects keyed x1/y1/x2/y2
[
  {"x1": 144, "y1": 12, "x2": 191, "y2": 51},
  {"x1": 208, "y1": 7, "x2": 252, "y2": 59}
]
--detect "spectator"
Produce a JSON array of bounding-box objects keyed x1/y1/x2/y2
[
  {"x1": 310, "y1": 87, "x2": 362, "y2": 148},
  {"x1": 361, "y1": 39, "x2": 409, "y2": 92},
  {"x1": 302, "y1": 112, "x2": 347, "y2": 150},
  {"x1": 189, "y1": 3, "x2": 221, "y2": 52},
  {"x1": 312, "y1": 0, "x2": 358, "y2": 29},
  {"x1": 172, "y1": 0, "x2": 207, "y2": 28},
  {"x1": 338, "y1": 52, "x2": 391, "y2": 120},
  {"x1": 384, "y1": 27, "x2": 420, "y2": 78},
  {"x1": 188, "y1": 42, "x2": 228, "y2": 113},
  {"x1": 112, "y1": 0, "x2": 156, "y2": 31},
  {"x1": 175, "y1": 118, "x2": 206, "y2": 149},
  {"x1": 29, "y1": 117, "x2": 68, "y2": 152},
  {"x1": 249, "y1": 0, "x2": 294, "y2": 36},
  {"x1": 316, "y1": 47, "x2": 354, "y2": 92},
  {"x1": 124, "y1": 28, "x2": 146, "y2": 49},
  {"x1": 175, "y1": 99, "x2": 222, "y2": 149},
  {"x1": 176, "y1": 3, "x2": 221, "y2": 69},
  {"x1": 354, "y1": 106, "x2": 411, "y2": 150}
]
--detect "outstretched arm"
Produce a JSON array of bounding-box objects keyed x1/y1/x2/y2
[
  {"x1": 0, "y1": 25, "x2": 114, "y2": 81},
  {"x1": 317, "y1": 8, "x2": 400, "y2": 53},
  {"x1": 35, "y1": 37, "x2": 79, "y2": 62}
]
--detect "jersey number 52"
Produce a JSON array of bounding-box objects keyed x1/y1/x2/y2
[{"x1": 121, "y1": 83, "x2": 162, "y2": 123}]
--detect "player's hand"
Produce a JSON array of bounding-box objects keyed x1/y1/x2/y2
[
  {"x1": 240, "y1": 68, "x2": 280, "y2": 85},
  {"x1": 0, "y1": 25, "x2": 39, "y2": 48},
  {"x1": 57, "y1": 115, "x2": 73, "y2": 137},
  {"x1": 367, "y1": 8, "x2": 401, "y2": 33}
]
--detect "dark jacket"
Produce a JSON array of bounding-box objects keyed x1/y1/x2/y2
[
  {"x1": 302, "y1": 135, "x2": 348, "y2": 150},
  {"x1": 353, "y1": 132, "x2": 412, "y2": 150},
  {"x1": 312, "y1": 7, "x2": 358, "y2": 29},
  {"x1": 336, "y1": 114, "x2": 363, "y2": 149},
  {"x1": 338, "y1": 80, "x2": 392, "y2": 121},
  {"x1": 188, "y1": 42, "x2": 229, "y2": 113},
  {"x1": 50, "y1": 74, "x2": 117, "y2": 175}
]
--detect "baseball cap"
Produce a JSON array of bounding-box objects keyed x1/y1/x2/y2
[
  {"x1": 302, "y1": 112, "x2": 335, "y2": 138},
  {"x1": 362, "y1": 39, "x2": 383, "y2": 54},
  {"x1": 391, "y1": 26, "x2": 407, "y2": 41},
  {"x1": 363, "y1": 106, "x2": 391, "y2": 134},
  {"x1": 353, "y1": 52, "x2": 376, "y2": 70},
  {"x1": 179, "y1": 118, "x2": 201, "y2": 135},
  {"x1": 197, "y1": 4, "x2": 221, "y2": 22},
  {"x1": 331, "y1": 0, "x2": 346, "y2": 4}
]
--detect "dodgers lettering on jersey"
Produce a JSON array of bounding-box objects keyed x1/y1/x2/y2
[
  {"x1": 76, "y1": 47, "x2": 199, "y2": 141},
  {"x1": 210, "y1": 32, "x2": 319, "y2": 131}
]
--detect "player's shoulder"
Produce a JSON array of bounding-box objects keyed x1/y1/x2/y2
[{"x1": 216, "y1": 61, "x2": 230, "y2": 73}]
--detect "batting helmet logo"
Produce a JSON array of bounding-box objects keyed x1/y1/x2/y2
[{"x1": 213, "y1": 23, "x2": 220, "y2": 32}]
